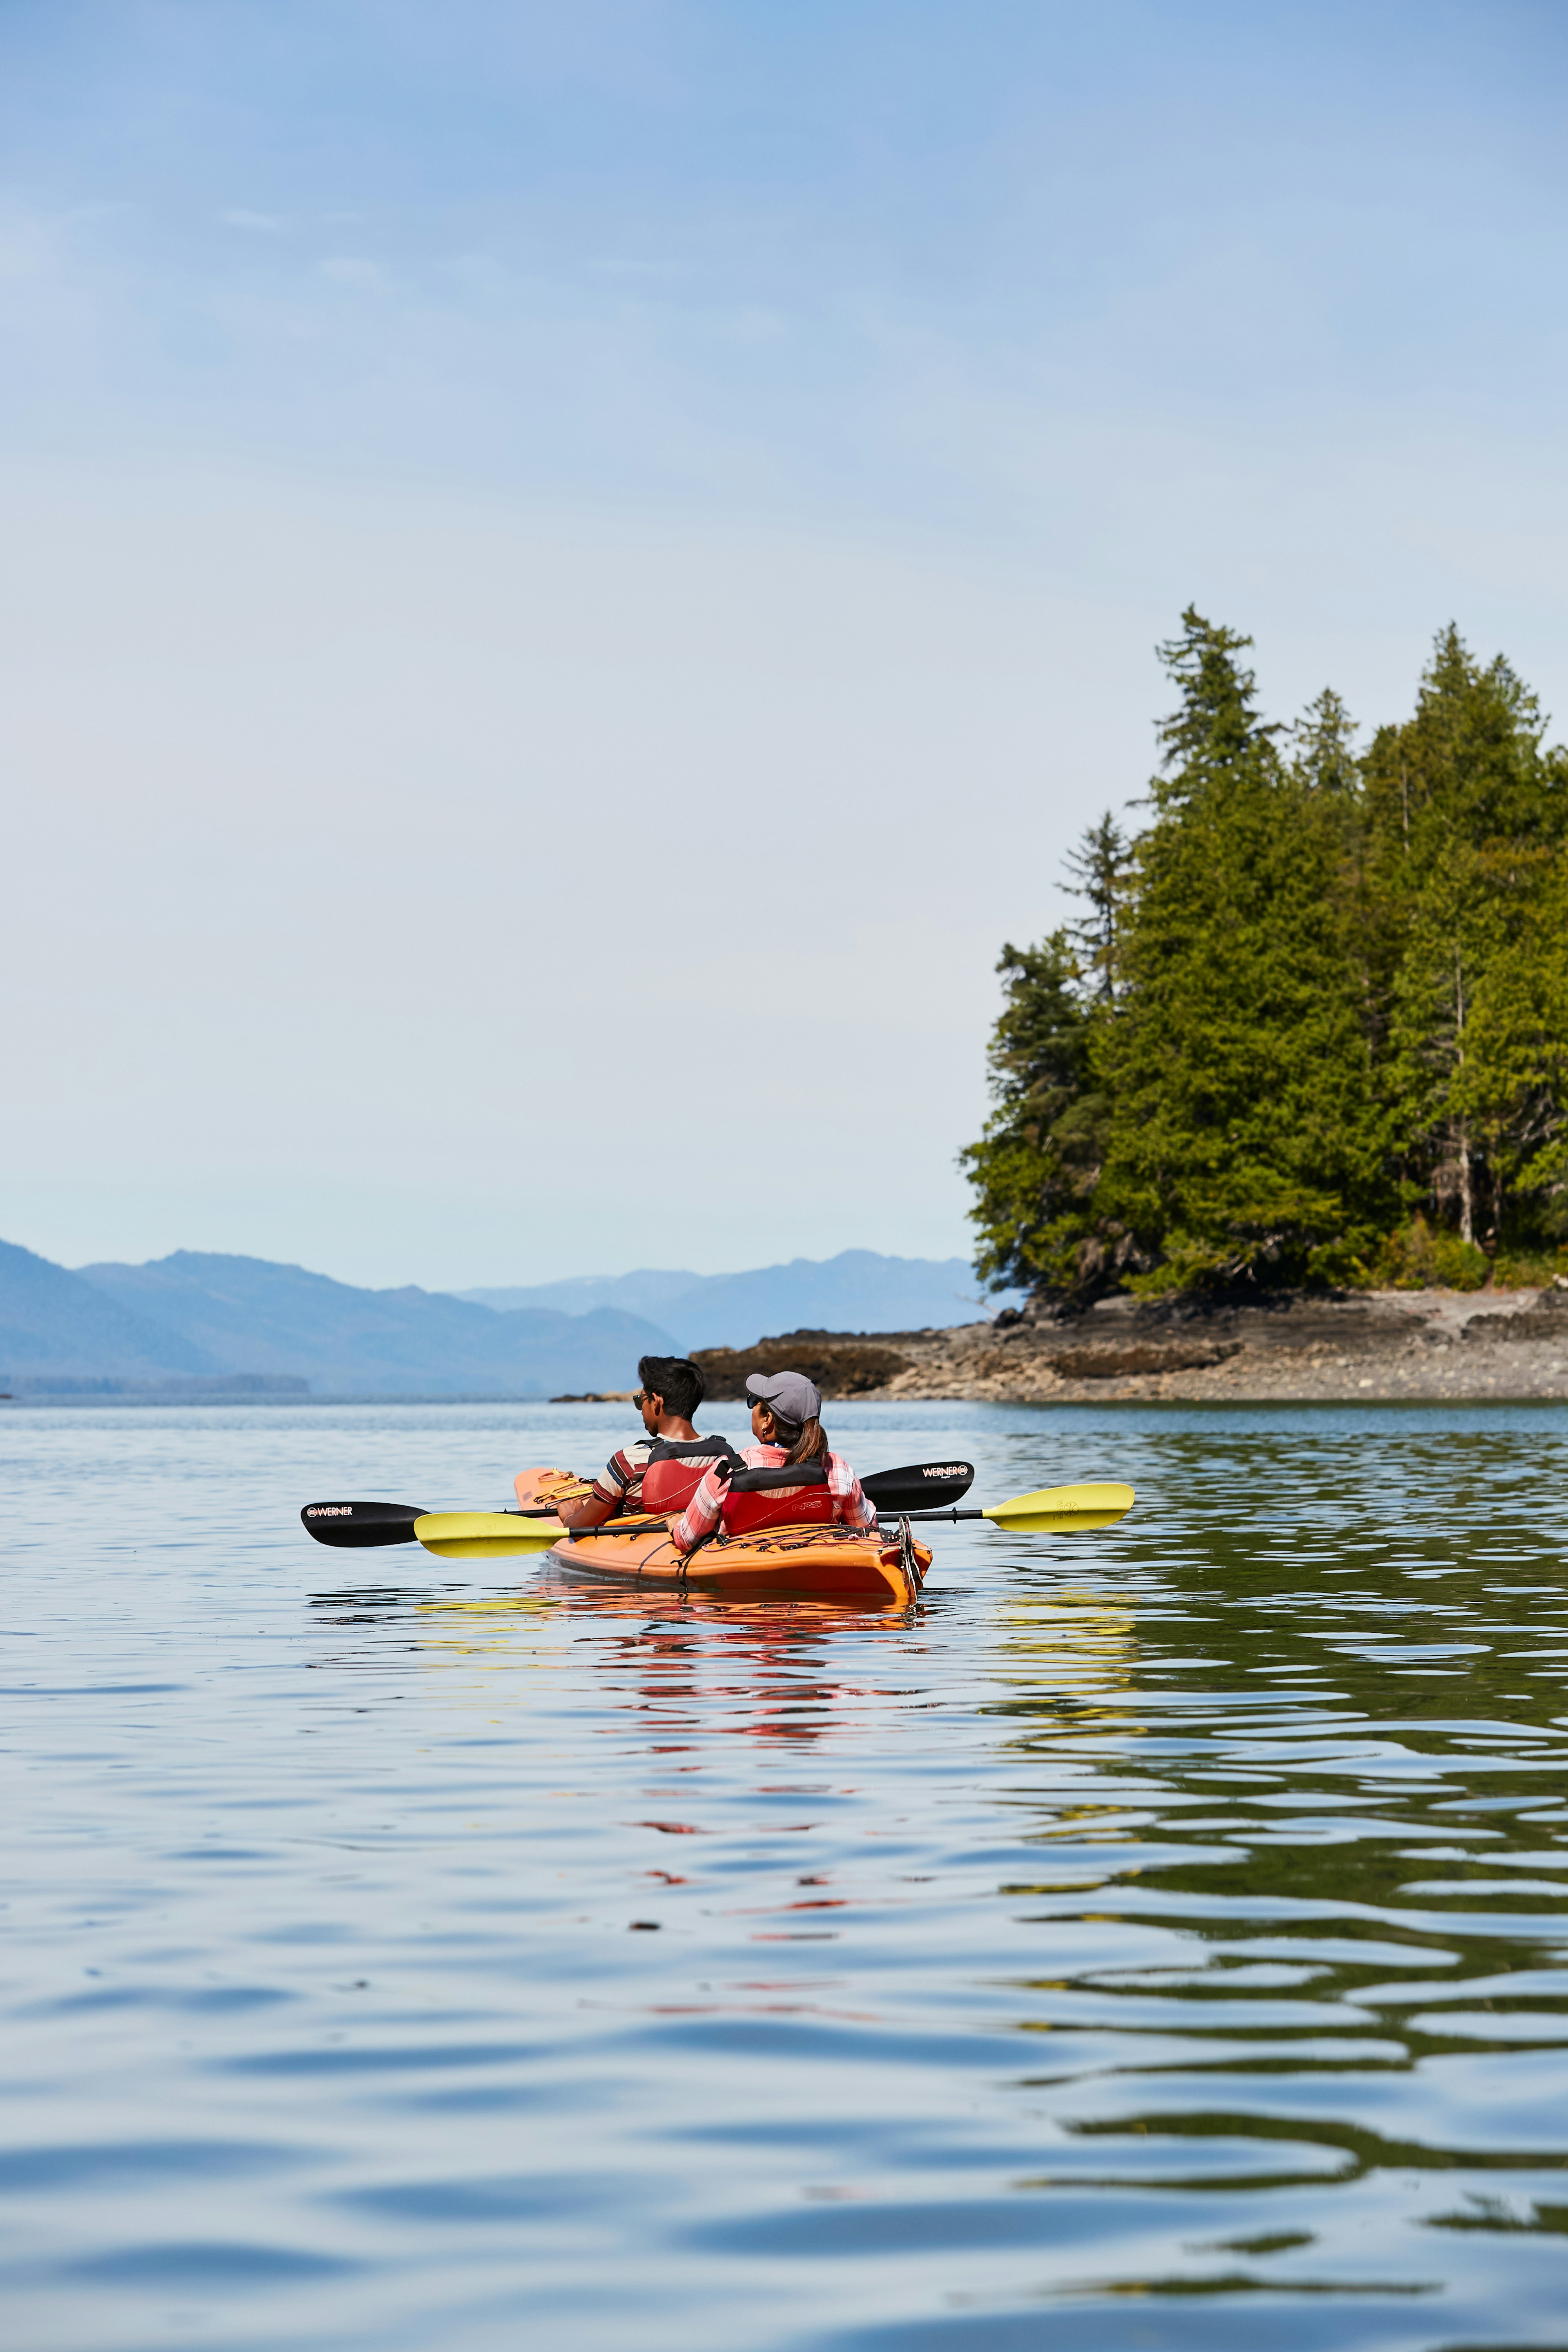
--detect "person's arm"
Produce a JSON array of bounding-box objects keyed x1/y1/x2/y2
[
  {"x1": 557, "y1": 1490, "x2": 615, "y2": 1531},
  {"x1": 559, "y1": 1445, "x2": 641, "y2": 1530},
  {"x1": 829, "y1": 1452, "x2": 877, "y2": 1532}
]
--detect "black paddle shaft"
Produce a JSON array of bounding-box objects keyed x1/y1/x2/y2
[{"x1": 876, "y1": 1507, "x2": 986, "y2": 1526}]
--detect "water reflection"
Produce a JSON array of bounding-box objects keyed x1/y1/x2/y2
[
  {"x1": 360, "y1": 1585, "x2": 918, "y2": 1755},
  {"x1": 3, "y1": 1400, "x2": 1568, "y2": 2349}
]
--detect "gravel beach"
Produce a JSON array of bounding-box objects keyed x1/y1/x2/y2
[{"x1": 863, "y1": 1283, "x2": 1568, "y2": 1407}]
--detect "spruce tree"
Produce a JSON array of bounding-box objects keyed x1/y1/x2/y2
[
  {"x1": 1366, "y1": 627, "x2": 1568, "y2": 1249},
  {"x1": 958, "y1": 930, "x2": 1102, "y2": 1295},
  {"x1": 1063, "y1": 811, "x2": 1130, "y2": 1004},
  {"x1": 1094, "y1": 611, "x2": 1381, "y2": 1289},
  {"x1": 962, "y1": 611, "x2": 1568, "y2": 1305}
]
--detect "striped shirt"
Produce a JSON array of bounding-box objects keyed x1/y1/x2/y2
[
  {"x1": 671, "y1": 1445, "x2": 875, "y2": 1552},
  {"x1": 591, "y1": 1435, "x2": 733, "y2": 1514},
  {"x1": 590, "y1": 1438, "x2": 657, "y2": 1512}
]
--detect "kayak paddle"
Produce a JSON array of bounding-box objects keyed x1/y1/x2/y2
[
  {"x1": 301, "y1": 1459, "x2": 977, "y2": 1550},
  {"x1": 300, "y1": 1499, "x2": 572, "y2": 1547},
  {"x1": 410, "y1": 1511, "x2": 634, "y2": 1560},
  {"x1": 860, "y1": 1460, "x2": 974, "y2": 1513},
  {"x1": 407, "y1": 1480, "x2": 1133, "y2": 1559},
  {"x1": 886, "y1": 1480, "x2": 1134, "y2": 1534},
  {"x1": 300, "y1": 1501, "x2": 430, "y2": 1548}
]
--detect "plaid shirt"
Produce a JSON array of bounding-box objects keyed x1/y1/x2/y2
[{"x1": 671, "y1": 1445, "x2": 875, "y2": 1552}]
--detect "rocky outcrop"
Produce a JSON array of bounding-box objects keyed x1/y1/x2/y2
[
  {"x1": 1463, "y1": 1286, "x2": 1568, "y2": 1345},
  {"x1": 863, "y1": 1284, "x2": 1568, "y2": 1403},
  {"x1": 693, "y1": 1329, "x2": 916, "y2": 1400}
]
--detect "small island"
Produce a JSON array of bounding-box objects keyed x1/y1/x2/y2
[{"x1": 938, "y1": 611, "x2": 1568, "y2": 1387}]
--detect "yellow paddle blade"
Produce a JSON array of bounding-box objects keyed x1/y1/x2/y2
[
  {"x1": 981, "y1": 1481, "x2": 1135, "y2": 1535},
  {"x1": 413, "y1": 1511, "x2": 562, "y2": 1560}
]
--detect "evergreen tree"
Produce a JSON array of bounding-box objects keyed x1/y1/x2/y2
[
  {"x1": 958, "y1": 930, "x2": 1103, "y2": 1295},
  {"x1": 1063, "y1": 811, "x2": 1130, "y2": 1003},
  {"x1": 1454, "y1": 859, "x2": 1568, "y2": 1242},
  {"x1": 1367, "y1": 627, "x2": 1568, "y2": 1246},
  {"x1": 1290, "y1": 687, "x2": 1359, "y2": 798},
  {"x1": 1084, "y1": 610, "x2": 1382, "y2": 1289},
  {"x1": 962, "y1": 610, "x2": 1568, "y2": 1303}
]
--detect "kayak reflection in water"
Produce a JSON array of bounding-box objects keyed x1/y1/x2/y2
[
  {"x1": 670, "y1": 1370, "x2": 876, "y2": 1553},
  {"x1": 555, "y1": 1354, "x2": 741, "y2": 1532}
]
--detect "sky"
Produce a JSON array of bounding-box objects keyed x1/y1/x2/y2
[{"x1": 4, "y1": 0, "x2": 1567, "y2": 1290}]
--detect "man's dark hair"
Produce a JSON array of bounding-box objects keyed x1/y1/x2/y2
[{"x1": 638, "y1": 1355, "x2": 705, "y2": 1420}]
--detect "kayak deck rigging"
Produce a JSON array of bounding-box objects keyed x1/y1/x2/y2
[{"x1": 518, "y1": 1468, "x2": 929, "y2": 1607}]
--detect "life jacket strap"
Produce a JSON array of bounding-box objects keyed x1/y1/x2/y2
[{"x1": 724, "y1": 1462, "x2": 830, "y2": 1493}]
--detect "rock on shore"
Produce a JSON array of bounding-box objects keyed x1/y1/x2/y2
[
  {"x1": 699, "y1": 1286, "x2": 1568, "y2": 1406},
  {"x1": 693, "y1": 1331, "x2": 928, "y2": 1399}
]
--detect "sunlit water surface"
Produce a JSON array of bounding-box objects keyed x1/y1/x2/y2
[{"x1": 4, "y1": 1398, "x2": 1568, "y2": 2351}]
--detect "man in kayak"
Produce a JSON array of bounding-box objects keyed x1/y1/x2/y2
[
  {"x1": 555, "y1": 1355, "x2": 739, "y2": 1531},
  {"x1": 669, "y1": 1369, "x2": 875, "y2": 1552}
]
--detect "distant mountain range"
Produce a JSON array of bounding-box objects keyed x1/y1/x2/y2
[
  {"x1": 1, "y1": 1238, "x2": 218, "y2": 1390},
  {"x1": 0, "y1": 1240, "x2": 672, "y2": 1398},
  {"x1": 458, "y1": 1250, "x2": 1004, "y2": 1348},
  {"x1": 0, "y1": 1239, "x2": 1003, "y2": 1400}
]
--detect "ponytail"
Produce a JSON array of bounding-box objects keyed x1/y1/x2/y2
[{"x1": 783, "y1": 1415, "x2": 828, "y2": 1467}]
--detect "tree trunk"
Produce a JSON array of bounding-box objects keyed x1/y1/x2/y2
[
  {"x1": 1456, "y1": 1123, "x2": 1474, "y2": 1246},
  {"x1": 1454, "y1": 946, "x2": 1473, "y2": 1246}
]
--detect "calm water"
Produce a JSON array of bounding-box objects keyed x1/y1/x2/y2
[{"x1": 4, "y1": 1398, "x2": 1568, "y2": 2351}]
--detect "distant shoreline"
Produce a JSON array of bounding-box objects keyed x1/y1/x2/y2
[{"x1": 6, "y1": 1285, "x2": 1566, "y2": 1410}]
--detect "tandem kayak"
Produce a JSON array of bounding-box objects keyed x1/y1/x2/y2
[
  {"x1": 299, "y1": 1467, "x2": 1131, "y2": 1609},
  {"x1": 513, "y1": 1467, "x2": 932, "y2": 1607}
]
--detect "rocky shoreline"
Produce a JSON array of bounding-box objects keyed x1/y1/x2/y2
[
  {"x1": 880, "y1": 1285, "x2": 1568, "y2": 1405},
  {"x1": 695, "y1": 1285, "x2": 1568, "y2": 1407}
]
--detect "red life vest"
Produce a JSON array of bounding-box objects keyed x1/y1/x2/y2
[
  {"x1": 719, "y1": 1460, "x2": 837, "y2": 1536},
  {"x1": 639, "y1": 1437, "x2": 744, "y2": 1518}
]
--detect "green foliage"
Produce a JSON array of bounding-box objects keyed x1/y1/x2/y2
[
  {"x1": 963, "y1": 612, "x2": 1568, "y2": 1301},
  {"x1": 1368, "y1": 1215, "x2": 1490, "y2": 1292},
  {"x1": 958, "y1": 931, "x2": 1106, "y2": 1294},
  {"x1": 1370, "y1": 630, "x2": 1568, "y2": 1251},
  {"x1": 1063, "y1": 811, "x2": 1130, "y2": 1003},
  {"x1": 1303, "y1": 1230, "x2": 1381, "y2": 1289},
  {"x1": 1096, "y1": 611, "x2": 1384, "y2": 1289},
  {"x1": 1492, "y1": 1246, "x2": 1568, "y2": 1288}
]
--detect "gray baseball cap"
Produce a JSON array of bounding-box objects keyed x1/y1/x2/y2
[{"x1": 745, "y1": 1369, "x2": 822, "y2": 1425}]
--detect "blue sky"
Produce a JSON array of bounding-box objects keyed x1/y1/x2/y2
[
  {"x1": 4, "y1": 2, "x2": 1567, "y2": 1286},
  {"x1": 8, "y1": 2, "x2": 1567, "y2": 537}
]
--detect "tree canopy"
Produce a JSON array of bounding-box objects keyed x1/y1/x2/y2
[{"x1": 962, "y1": 613, "x2": 1568, "y2": 1302}]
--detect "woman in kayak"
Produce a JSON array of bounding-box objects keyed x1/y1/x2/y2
[{"x1": 669, "y1": 1369, "x2": 876, "y2": 1552}]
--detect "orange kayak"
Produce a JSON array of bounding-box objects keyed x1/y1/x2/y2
[{"x1": 513, "y1": 1468, "x2": 930, "y2": 1608}]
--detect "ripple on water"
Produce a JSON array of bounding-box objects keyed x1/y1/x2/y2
[{"x1": 1, "y1": 1398, "x2": 1567, "y2": 2350}]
